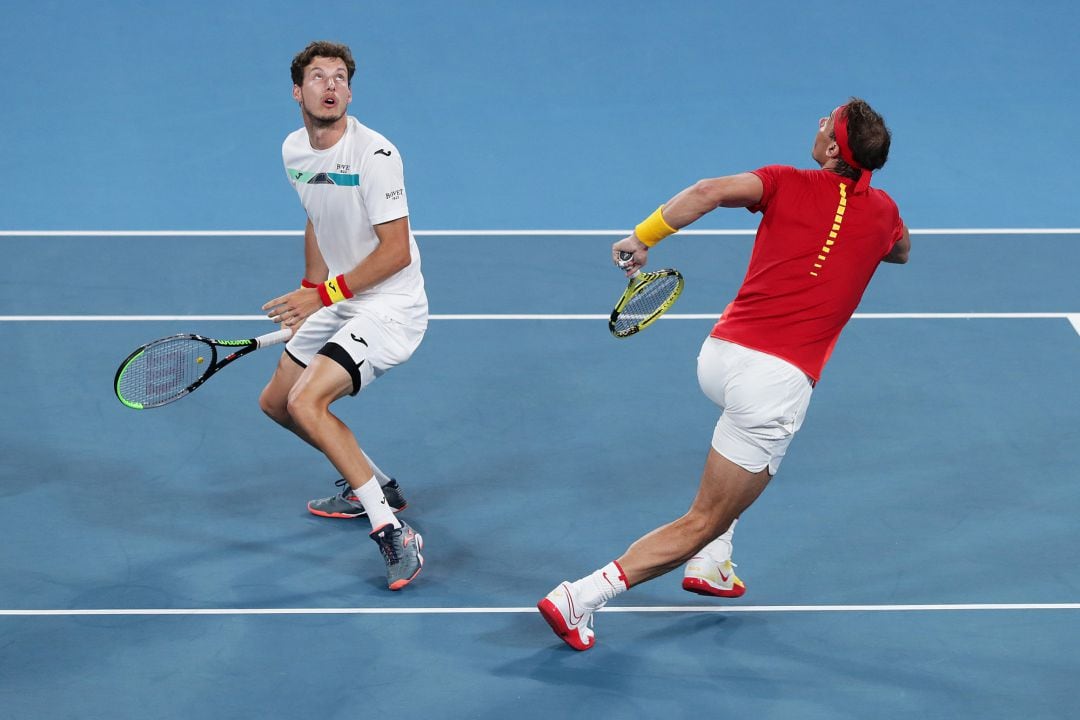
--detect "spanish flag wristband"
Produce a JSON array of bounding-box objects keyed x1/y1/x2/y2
[
  {"x1": 317, "y1": 274, "x2": 354, "y2": 306},
  {"x1": 634, "y1": 205, "x2": 677, "y2": 247}
]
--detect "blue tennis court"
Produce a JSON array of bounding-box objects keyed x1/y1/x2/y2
[{"x1": 2, "y1": 2, "x2": 1078, "y2": 718}]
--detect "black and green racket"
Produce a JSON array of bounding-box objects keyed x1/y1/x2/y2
[
  {"x1": 114, "y1": 328, "x2": 291, "y2": 409},
  {"x1": 608, "y1": 251, "x2": 685, "y2": 338}
]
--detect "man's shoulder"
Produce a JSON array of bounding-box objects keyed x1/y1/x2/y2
[
  {"x1": 750, "y1": 165, "x2": 815, "y2": 193},
  {"x1": 869, "y1": 185, "x2": 898, "y2": 204},
  {"x1": 349, "y1": 118, "x2": 398, "y2": 156},
  {"x1": 282, "y1": 126, "x2": 310, "y2": 157},
  {"x1": 751, "y1": 164, "x2": 806, "y2": 184}
]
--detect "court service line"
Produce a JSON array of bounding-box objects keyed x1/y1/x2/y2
[
  {"x1": 0, "y1": 313, "x2": 1076, "y2": 322},
  {"x1": 1, "y1": 228, "x2": 1079, "y2": 237},
  {"x1": 2, "y1": 603, "x2": 1078, "y2": 617}
]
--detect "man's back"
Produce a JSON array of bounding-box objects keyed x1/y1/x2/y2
[{"x1": 712, "y1": 164, "x2": 904, "y2": 381}]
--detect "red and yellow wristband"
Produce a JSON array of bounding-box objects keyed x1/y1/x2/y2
[
  {"x1": 634, "y1": 205, "x2": 678, "y2": 247},
  {"x1": 302, "y1": 275, "x2": 354, "y2": 306}
]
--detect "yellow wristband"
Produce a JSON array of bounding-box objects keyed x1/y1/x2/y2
[
  {"x1": 323, "y1": 277, "x2": 347, "y2": 304},
  {"x1": 634, "y1": 205, "x2": 677, "y2": 247}
]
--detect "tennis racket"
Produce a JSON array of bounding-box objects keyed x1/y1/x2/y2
[
  {"x1": 608, "y1": 251, "x2": 685, "y2": 338},
  {"x1": 114, "y1": 328, "x2": 292, "y2": 409}
]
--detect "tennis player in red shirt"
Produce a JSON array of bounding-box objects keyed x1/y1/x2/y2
[{"x1": 539, "y1": 98, "x2": 911, "y2": 650}]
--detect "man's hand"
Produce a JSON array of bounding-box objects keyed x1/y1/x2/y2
[
  {"x1": 612, "y1": 235, "x2": 649, "y2": 276},
  {"x1": 262, "y1": 286, "x2": 322, "y2": 328}
]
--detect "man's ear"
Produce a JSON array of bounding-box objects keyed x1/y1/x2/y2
[{"x1": 292, "y1": 85, "x2": 302, "y2": 103}]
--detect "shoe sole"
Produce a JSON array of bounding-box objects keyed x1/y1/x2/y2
[
  {"x1": 537, "y1": 598, "x2": 593, "y2": 651},
  {"x1": 308, "y1": 501, "x2": 408, "y2": 519},
  {"x1": 388, "y1": 533, "x2": 423, "y2": 591},
  {"x1": 682, "y1": 576, "x2": 746, "y2": 598}
]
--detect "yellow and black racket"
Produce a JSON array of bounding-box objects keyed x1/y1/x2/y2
[
  {"x1": 608, "y1": 251, "x2": 685, "y2": 338},
  {"x1": 114, "y1": 328, "x2": 291, "y2": 409}
]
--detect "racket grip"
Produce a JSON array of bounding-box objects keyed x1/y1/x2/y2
[
  {"x1": 618, "y1": 250, "x2": 641, "y2": 278},
  {"x1": 255, "y1": 327, "x2": 293, "y2": 348}
]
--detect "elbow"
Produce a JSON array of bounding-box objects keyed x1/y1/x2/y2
[
  {"x1": 895, "y1": 240, "x2": 911, "y2": 264},
  {"x1": 391, "y1": 244, "x2": 412, "y2": 273},
  {"x1": 884, "y1": 248, "x2": 910, "y2": 264},
  {"x1": 690, "y1": 179, "x2": 726, "y2": 209}
]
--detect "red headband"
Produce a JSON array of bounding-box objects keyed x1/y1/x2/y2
[{"x1": 833, "y1": 105, "x2": 872, "y2": 193}]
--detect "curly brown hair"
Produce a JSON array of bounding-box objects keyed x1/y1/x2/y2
[
  {"x1": 832, "y1": 97, "x2": 892, "y2": 180},
  {"x1": 290, "y1": 41, "x2": 356, "y2": 87}
]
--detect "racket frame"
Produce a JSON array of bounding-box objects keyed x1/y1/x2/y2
[
  {"x1": 114, "y1": 329, "x2": 290, "y2": 409},
  {"x1": 608, "y1": 267, "x2": 685, "y2": 338}
]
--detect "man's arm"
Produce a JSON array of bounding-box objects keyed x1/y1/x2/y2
[
  {"x1": 339, "y1": 216, "x2": 412, "y2": 293},
  {"x1": 660, "y1": 173, "x2": 765, "y2": 227},
  {"x1": 263, "y1": 216, "x2": 412, "y2": 328},
  {"x1": 613, "y1": 173, "x2": 764, "y2": 271},
  {"x1": 303, "y1": 218, "x2": 329, "y2": 284},
  {"x1": 882, "y1": 223, "x2": 910, "y2": 264}
]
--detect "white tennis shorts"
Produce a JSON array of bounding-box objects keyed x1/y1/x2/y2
[
  {"x1": 697, "y1": 337, "x2": 814, "y2": 475},
  {"x1": 285, "y1": 296, "x2": 427, "y2": 396}
]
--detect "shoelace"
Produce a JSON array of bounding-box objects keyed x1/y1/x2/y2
[
  {"x1": 332, "y1": 478, "x2": 363, "y2": 503},
  {"x1": 375, "y1": 528, "x2": 402, "y2": 564}
]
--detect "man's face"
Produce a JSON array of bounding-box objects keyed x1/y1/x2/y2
[
  {"x1": 293, "y1": 56, "x2": 352, "y2": 124},
  {"x1": 811, "y1": 106, "x2": 840, "y2": 166}
]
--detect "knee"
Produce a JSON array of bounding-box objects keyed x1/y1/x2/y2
[
  {"x1": 285, "y1": 388, "x2": 325, "y2": 431},
  {"x1": 259, "y1": 385, "x2": 289, "y2": 425}
]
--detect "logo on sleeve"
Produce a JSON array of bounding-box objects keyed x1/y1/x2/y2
[{"x1": 374, "y1": 148, "x2": 392, "y2": 157}]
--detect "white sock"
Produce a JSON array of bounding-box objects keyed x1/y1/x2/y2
[
  {"x1": 572, "y1": 561, "x2": 629, "y2": 609},
  {"x1": 700, "y1": 518, "x2": 738, "y2": 562},
  {"x1": 360, "y1": 450, "x2": 393, "y2": 488},
  {"x1": 351, "y1": 477, "x2": 400, "y2": 531}
]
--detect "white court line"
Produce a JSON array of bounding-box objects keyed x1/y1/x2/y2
[
  {"x1": 0, "y1": 313, "x2": 1077, "y2": 322},
  {"x1": 1070, "y1": 314, "x2": 1080, "y2": 336},
  {"x1": 1, "y1": 228, "x2": 1079, "y2": 237},
  {"x1": 2, "y1": 603, "x2": 1079, "y2": 617}
]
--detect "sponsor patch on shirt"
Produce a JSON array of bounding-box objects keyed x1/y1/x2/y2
[{"x1": 287, "y1": 168, "x2": 360, "y2": 186}]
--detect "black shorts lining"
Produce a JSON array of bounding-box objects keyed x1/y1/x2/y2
[
  {"x1": 285, "y1": 348, "x2": 307, "y2": 368},
  {"x1": 317, "y1": 342, "x2": 363, "y2": 396}
]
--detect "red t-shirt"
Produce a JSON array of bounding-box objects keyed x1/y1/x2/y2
[{"x1": 710, "y1": 165, "x2": 904, "y2": 382}]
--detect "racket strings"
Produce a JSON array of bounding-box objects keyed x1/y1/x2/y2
[
  {"x1": 117, "y1": 337, "x2": 210, "y2": 406},
  {"x1": 613, "y1": 275, "x2": 681, "y2": 332}
]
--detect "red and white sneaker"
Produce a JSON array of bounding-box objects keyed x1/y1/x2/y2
[
  {"x1": 537, "y1": 582, "x2": 596, "y2": 651},
  {"x1": 682, "y1": 557, "x2": 746, "y2": 598}
]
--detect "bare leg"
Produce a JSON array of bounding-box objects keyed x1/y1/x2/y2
[
  {"x1": 259, "y1": 353, "x2": 392, "y2": 484},
  {"x1": 259, "y1": 353, "x2": 319, "y2": 447},
  {"x1": 282, "y1": 356, "x2": 374, "y2": 490},
  {"x1": 617, "y1": 449, "x2": 771, "y2": 587},
  {"x1": 265, "y1": 354, "x2": 420, "y2": 589}
]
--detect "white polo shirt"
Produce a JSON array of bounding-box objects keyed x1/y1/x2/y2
[{"x1": 282, "y1": 116, "x2": 425, "y2": 303}]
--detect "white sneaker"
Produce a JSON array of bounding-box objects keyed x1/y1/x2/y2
[
  {"x1": 537, "y1": 581, "x2": 596, "y2": 651},
  {"x1": 682, "y1": 556, "x2": 746, "y2": 598}
]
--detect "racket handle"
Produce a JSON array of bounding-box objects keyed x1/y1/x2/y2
[
  {"x1": 618, "y1": 250, "x2": 641, "y2": 278},
  {"x1": 255, "y1": 327, "x2": 293, "y2": 348}
]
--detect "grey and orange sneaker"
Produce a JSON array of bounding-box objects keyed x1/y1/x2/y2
[
  {"x1": 370, "y1": 521, "x2": 424, "y2": 590},
  {"x1": 307, "y1": 478, "x2": 407, "y2": 519}
]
